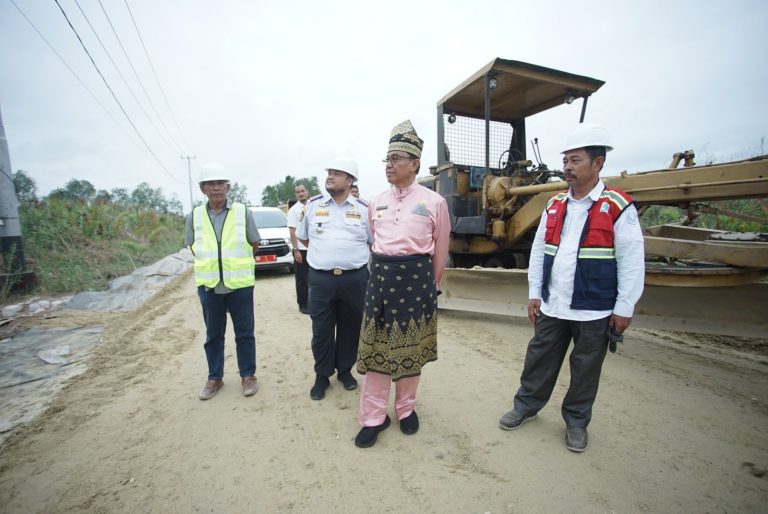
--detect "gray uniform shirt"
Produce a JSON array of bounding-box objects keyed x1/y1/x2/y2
[
  {"x1": 185, "y1": 199, "x2": 261, "y2": 293},
  {"x1": 296, "y1": 194, "x2": 372, "y2": 270}
]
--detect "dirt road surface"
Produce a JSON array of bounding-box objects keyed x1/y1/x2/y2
[{"x1": 1, "y1": 270, "x2": 767, "y2": 513}]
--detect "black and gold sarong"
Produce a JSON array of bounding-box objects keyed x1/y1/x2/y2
[{"x1": 356, "y1": 253, "x2": 437, "y2": 381}]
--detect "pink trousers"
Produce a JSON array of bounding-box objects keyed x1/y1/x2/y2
[{"x1": 358, "y1": 371, "x2": 420, "y2": 427}]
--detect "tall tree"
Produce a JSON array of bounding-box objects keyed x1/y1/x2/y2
[
  {"x1": 13, "y1": 170, "x2": 38, "y2": 203},
  {"x1": 131, "y1": 182, "x2": 168, "y2": 212},
  {"x1": 167, "y1": 196, "x2": 184, "y2": 216},
  {"x1": 228, "y1": 182, "x2": 250, "y2": 205},
  {"x1": 94, "y1": 189, "x2": 113, "y2": 204},
  {"x1": 261, "y1": 175, "x2": 320, "y2": 207},
  {"x1": 110, "y1": 187, "x2": 130, "y2": 206},
  {"x1": 48, "y1": 179, "x2": 96, "y2": 203}
]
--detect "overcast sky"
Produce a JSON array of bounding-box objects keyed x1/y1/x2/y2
[{"x1": 1, "y1": 0, "x2": 766, "y2": 212}]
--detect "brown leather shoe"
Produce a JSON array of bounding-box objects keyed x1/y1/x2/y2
[
  {"x1": 242, "y1": 376, "x2": 258, "y2": 397},
  {"x1": 198, "y1": 379, "x2": 223, "y2": 400}
]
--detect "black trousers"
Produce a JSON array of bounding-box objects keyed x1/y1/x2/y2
[
  {"x1": 307, "y1": 266, "x2": 369, "y2": 377},
  {"x1": 294, "y1": 249, "x2": 309, "y2": 308},
  {"x1": 513, "y1": 313, "x2": 610, "y2": 428}
]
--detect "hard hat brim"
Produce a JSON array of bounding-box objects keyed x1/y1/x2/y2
[
  {"x1": 198, "y1": 176, "x2": 231, "y2": 183},
  {"x1": 561, "y1": 144, "x2": 613, "y2": 154},
  {"x1": 325, "y1": 168, "x2": 358, "y2": 179}
]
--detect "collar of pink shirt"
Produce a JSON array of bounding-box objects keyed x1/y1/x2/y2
[{"x1": 393, "y1": 180, "x2": 418, "y2": 199}]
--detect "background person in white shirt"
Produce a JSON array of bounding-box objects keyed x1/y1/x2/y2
[
  {"x1": 287, "y1": 184, "x2": 310, "y2": 314},
  {"x1": 498, "y1": 123, "x2": 645, "y2": 453}
]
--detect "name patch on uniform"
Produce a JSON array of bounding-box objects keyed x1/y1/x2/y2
[
  {"x1": 600, "y1": 203, "x2": 610, "y2": 213},
  {"x1": 345, "y1": 208, "x2": 361, "y2": 220},
  {"x1": 548, "y1": 209, "x2": 558, "y2": 214},
  {"x1": 376, "y1": 205, "x2": 388, "y2": 211},
  {"x1": 315, "y1": 209, "x2": 330, "y2": 218}
]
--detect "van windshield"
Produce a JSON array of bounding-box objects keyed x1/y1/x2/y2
[{"x1": 251, "y1": 210, "x2": 287, "y2": 228}]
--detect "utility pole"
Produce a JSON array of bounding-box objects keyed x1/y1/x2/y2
[
  {"x1": 180, "y1": 155, "x2": 196, "y2": 213},
  {"x1": 0, "y1": 105, "x2": 33, "y2": 290}
]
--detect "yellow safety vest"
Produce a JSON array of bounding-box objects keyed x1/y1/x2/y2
[{"x1": 192, "y1": 203, "x2": 255, "y2": 289}]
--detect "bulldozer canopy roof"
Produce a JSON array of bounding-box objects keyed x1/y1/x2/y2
[{"x1": 437, "y1": 58, "x2": 604, "y2": 121}]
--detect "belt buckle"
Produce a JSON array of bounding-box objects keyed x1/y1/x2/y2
[{"x1": 332, "y1": 268, "x2": 343, "y2": 276}]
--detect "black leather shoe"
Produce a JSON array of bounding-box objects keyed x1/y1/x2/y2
[
  {"x1": 299, "y1": 305, "x2": 309, "y2": 315},
  {"x1": 400, "y1": 411, "x2": 419, "y2": 435},
  {"x1": 337, "y1": 370, "x2": 358, "y2": 391},
  {"x1": 565, "y1": 427, "x2": 588, "y2": 452},
  {"x1": 310, "y1": 375, "x2": 330, "y2": 400},
  {"x1": 499, "y1": 409, "x2": 537, "y2": 430},
  {"x1": 355, "y1": 416, "x2": 391, "y2": 448}
]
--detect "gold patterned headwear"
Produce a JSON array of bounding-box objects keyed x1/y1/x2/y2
[{"x1": 388, "y1": 120, "x2": 423, "y2": 158}]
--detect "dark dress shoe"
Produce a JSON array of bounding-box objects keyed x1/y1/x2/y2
[
  {"x1": 337, "y1": 370, "x2": 358, "y2": 391},
  {"x1": 310, "y1": 375, "x2": 330, "y2": 400},
  {"x1": 565, "y1": 427, "x2": 588, "y2": 452},
  {"x1": 499, "y1": 409, "x2": 537, "y2": 430},
  {"x1": 355, "y1": 416, "x2": 391, "y2": 448},
  {"x1": 400, "y1": 411, "x2": 419, "y2": 435},
  {"x1": 299, "y1": 305, "x2": 309, "y2": 314}
]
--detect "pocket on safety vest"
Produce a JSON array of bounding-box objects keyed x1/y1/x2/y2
[{"x1": 576, "y1": 259, "x2": 617, "y2": 299}]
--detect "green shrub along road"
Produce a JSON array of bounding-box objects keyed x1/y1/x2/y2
[
  {"x1": 3, "y1": 172, "x2": 186, "y2": 300},
  {"x1": 17, "y1": 199, "x2": 185, "y2": 296}
]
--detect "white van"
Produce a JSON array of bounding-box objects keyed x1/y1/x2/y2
[{"x1": 249, "y1": 207, "x2": 294, "y2": 273}]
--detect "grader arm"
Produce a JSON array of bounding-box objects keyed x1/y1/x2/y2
[{"x1": 441, "y1": 155, "x2": 768, "y2": 337}]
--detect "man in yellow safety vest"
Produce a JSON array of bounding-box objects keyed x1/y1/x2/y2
[{"x1": 185, "y1": 163, "x2": 261, "y2": 400}]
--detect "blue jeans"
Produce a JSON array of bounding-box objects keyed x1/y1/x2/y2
[{"x1": 197, "y1": 285, "x2": 256, "y2": 380}]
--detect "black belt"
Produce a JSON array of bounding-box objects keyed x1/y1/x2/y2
[{"x1": 310, "y1": 266, "x2": 365, "y2": 276}]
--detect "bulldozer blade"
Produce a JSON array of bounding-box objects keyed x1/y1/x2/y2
[{"x1": 439, "y1": 268, "x2": 768, "y2": 338}]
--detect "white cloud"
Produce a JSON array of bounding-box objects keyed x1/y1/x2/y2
[{"x1": 1, "y1": 0, "x2": 766, "y2": 210}]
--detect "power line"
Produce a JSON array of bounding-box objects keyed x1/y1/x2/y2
[
  {"x1": 124, "y1": 0, "x2": 192, "y2": 153},
  {"x1": 96, "y1": 0, "x2": 185, "y2": 154},
  {"x1": 7, "y1": 0, "x2": 140, "y2": 148},
  {"x1": 72, "y1": 0, "x2": 183, "y2": 156},
  {"x1": 52, "y1": 0, "x2": 183, "y2": 184}
]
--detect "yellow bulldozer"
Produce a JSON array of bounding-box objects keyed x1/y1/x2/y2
[{"x1": 419, "y1": 58, "x2": 768, "y2": 337}]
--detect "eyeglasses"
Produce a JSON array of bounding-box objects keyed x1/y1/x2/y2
[{"x1": 382, "y1": 155, "x2": 414, "y2": 164}]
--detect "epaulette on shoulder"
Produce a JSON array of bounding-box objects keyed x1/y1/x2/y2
[
  {"x1": 600, "y1": 188, "x2": 632, "y2": 210},
  {"x1": 308, "y1": 194, "x2": 324, "y2": 203},
  {"x1": 601, "y1": 187, "x2": 633, "y2": 201},
  {"x1": 546, "y1": 192, "x2": 567, "y2": 208},
  {"x1": 355, "y1": 197, "x2": 369, "y2": 207}
]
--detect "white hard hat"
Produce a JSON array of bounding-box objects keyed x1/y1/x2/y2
[
  {"x1": 325, "y1": 159, "x2": 358, "y2": 180},
  {"x1": 198, "y1": 162, "x2": 230, "y2": 183},
  {"x1": 562, "y1": 123, "x2": 613, "y2": 153}
]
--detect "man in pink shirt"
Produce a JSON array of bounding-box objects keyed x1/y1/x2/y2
[{"x1": 354, "y1": 120, "x2": 451, "y2": 448}]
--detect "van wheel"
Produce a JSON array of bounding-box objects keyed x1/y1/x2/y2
[{"x1": 288, "y1": 265, "x2": 295, "y2": 274}]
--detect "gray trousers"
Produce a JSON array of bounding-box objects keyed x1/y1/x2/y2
[{"x1": 513, "y1": 313, "x2": 610, "y2": 428}]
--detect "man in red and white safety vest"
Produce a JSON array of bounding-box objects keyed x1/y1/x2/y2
[{"x1": 499, "y1": 123, "x2": 645, "y2": 452}]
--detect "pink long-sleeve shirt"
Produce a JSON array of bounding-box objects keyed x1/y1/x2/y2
[{"x1": 368, "y1": 181, "x2": 451, "y2": 287}]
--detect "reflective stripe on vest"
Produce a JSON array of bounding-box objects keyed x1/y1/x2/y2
[
  {"x1": 577, "y1": 247, "x2": 616, "y2": 259},
  {"x1": 192, "y1": 203, "x2": 255, "y2": 289},
  {"x1": 541, "y1": 187, "x2": 633, "y2": 310}
]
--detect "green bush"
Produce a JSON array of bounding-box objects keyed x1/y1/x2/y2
[{"x1": 14, "y1": 199, "x2": 185, "y2": 296}]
